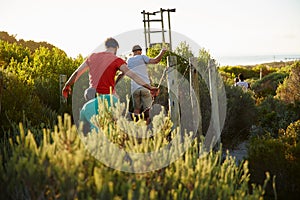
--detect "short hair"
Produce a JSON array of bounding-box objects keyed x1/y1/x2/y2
[
  {"x1": 238, "y1": 73, "x2": 245, "y2": 81},
  {"x1": 105, "y1": 37, "x2": 119, "y2": 48},
  {"x1": 235, "y1": 77, "x2": 239, "y2": 83}
]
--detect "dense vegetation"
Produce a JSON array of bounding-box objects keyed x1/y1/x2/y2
[
  {"x1": 219, "y1": 61, "x2": 300, "y2": 199},
  {"x1": 1, "y1": 31, "x2": 300, "y2": 199}
]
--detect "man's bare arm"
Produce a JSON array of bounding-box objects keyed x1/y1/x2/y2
[
  {"x1": 62, "y1": 61, "x2": 88, "y2": 98},
  {"x1": 119, "y1": 64, "x2": 159, "y2": 96},
  {"x1": 148, "y1": 47, "x2": 167, "y2": 64}
]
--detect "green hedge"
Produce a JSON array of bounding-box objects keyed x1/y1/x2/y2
[
  {"x1": 221, "y1": 85, "x2": 257, "y2": 148},
  {"x1": 255, "y1": 96, "x2": 300, "y2": 137},
  {"x1": 247, "y1": 120, "x2": 300, "y2": 199}
]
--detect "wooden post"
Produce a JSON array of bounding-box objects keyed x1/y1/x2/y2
[
  {"x1": 141, "y1": 10, "x2": 148, "y2": 50},
  {"x1": 167, "y1": 9, "x2": 174, "y2": 51},
  {"x1": 189, "y1": 57, "x2": 202, "y2": 136},
  {"x1": 160, "y1": 8, "x2": 166, "y2": 44},
  {"x1": 260, "y1": 67, "x2": 262, "y2": 80},
  {"x1": 59, "y1": 74, "x2": 67, "y2": 105},
  {"x1": 147, "y1": 13, "x2": 151, "y2": 46},
  {"x1": 0, "y1": 71, "x2": 3, "y2": 115},
  {"x1": 205, "y1": 59, "x2": 221, "y2": 150},
  {"x1": 167, "y1": 56, "x2": 179, "y2": 129}
]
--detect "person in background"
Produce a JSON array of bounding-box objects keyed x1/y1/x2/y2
[
  {"x1": 127, "y1": 44, "x2": 167, "y2": 123},
  {"x1": 236, "y1": 73, "x2": 249, "y2": 90}
]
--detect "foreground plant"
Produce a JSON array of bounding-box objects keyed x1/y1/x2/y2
[{"x1": 0, "y1": 101, "x2": 272, "y2": 199}]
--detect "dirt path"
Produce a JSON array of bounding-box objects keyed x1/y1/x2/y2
[{"x1": 224, "y1": 141, "x2": 249, "y2": 164}]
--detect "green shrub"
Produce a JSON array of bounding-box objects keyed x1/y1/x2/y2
[
  {"x1": 247, "y1": 120, "x2": 300, "y2": 199},
  {"x1": 0, "y1": 68, "x2": 45, "y2": 129},
  {"x1": 0, "y1": 40, "x2": 32, "y2": 65},
  {"x1": 31, "y1": 47, "x2": 83, "y2": 111},
  {"x1": 251, "y1": 72, "x2": 288, "y2": 98},
  {"x1": 255, "y1": 96, "x2": 300, "y2": 137},
  {"x1": 221, "y1": 85, "x2": 257, "y2": 148},
  {"x1": 0, "y1": 40, "x2": 82, "y2": 132},
  {"x1": 218, "y1": 65, "x2": 261, "y2": 81},
  {"x1": 276, "y1": 61, "x2": 300, "y2": 104}
]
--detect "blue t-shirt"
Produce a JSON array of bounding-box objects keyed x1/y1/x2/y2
[{"x1": 127, "y1": 55, "x2": 151, "y2": 92}]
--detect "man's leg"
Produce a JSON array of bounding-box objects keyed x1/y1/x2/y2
[
  {"x1": 132, "y1": 89, "x2": 142, "y2": 114},
  {"x1": 140, "y1": 88, "x2": 152, "y2": 124}
]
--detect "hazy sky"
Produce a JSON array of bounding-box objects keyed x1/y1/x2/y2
[{"x1": 1, "y1": 0, "x2": 300, "y2": 60}]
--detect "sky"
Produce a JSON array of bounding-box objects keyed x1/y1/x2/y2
[{"x1": 1, "y1": 0, "x2": 300, "y2": 65}]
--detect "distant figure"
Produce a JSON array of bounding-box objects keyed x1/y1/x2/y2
[{"x1": 236, "y1": 73, "x2": 249, "y2": 91}]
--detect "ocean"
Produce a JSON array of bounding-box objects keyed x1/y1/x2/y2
[{"x1": 215, "y1": 54, "x2": 300, "y2": 66}]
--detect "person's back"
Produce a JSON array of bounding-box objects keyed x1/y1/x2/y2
[
  {"x1": 62, "y1": 37, "x2": 127, "y2": 99},
  {"x1": 87, "y1": 51, "x2": 125, "y2": 94},
  {"x1": 127, "y1": 54, "x2": 151, "y2": 92},
  {"x1": 236, "y1": 73, "x2": 249, "y2": 91},
  {"x1": 236, "y1": 81, "x2": 249, "y2": 88}
]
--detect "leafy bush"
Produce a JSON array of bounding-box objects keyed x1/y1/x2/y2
[
  {"x1": 31, "y1": 47, "x2": 83, "y2": 111},
  {"x1": 251, "y1": 72, "x2": 288, "y2": 98},
  {"x1": 255, "y1": 96, "x2": 300, "y2": 137},
  {"x1": 276, "y1": 61, "x2": 300, "y2": 104},
  {"x1": 0, "y1": 31, "x2": 56, "y2": 53},
  {"x1": 0, "y1": 68, "x2": 45, "y2": 130},
  {"x1": 0, "y1": 39, "x2": 82, "y2": 132},
  {"x1": 247, "y1": 120, "x2": 300, "y2": 199},
  {"x1": 218, "y1": 65, "x2": 261, "y2": 81},
  {"x1": 0, "y1": 40, "x2": 32, "y2": 64},
  {"x1": 221, "y1": 85, "x2": 257, "y2": 148}
]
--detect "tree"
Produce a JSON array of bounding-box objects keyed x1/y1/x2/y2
[
  {"x1": 0, "y1": 37, "x2": 83, "y2": 131},
  {"x1": 174, "y1": 41, "x2": 194, "y2": 60}
]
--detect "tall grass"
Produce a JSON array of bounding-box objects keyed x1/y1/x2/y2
[{"x1": 0, "y1": 100, "x2": 272, "y2": 199}]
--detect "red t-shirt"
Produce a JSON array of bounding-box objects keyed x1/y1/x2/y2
[{"x1": 86, "y1": 52, "x2": 126, "y2": 94}]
